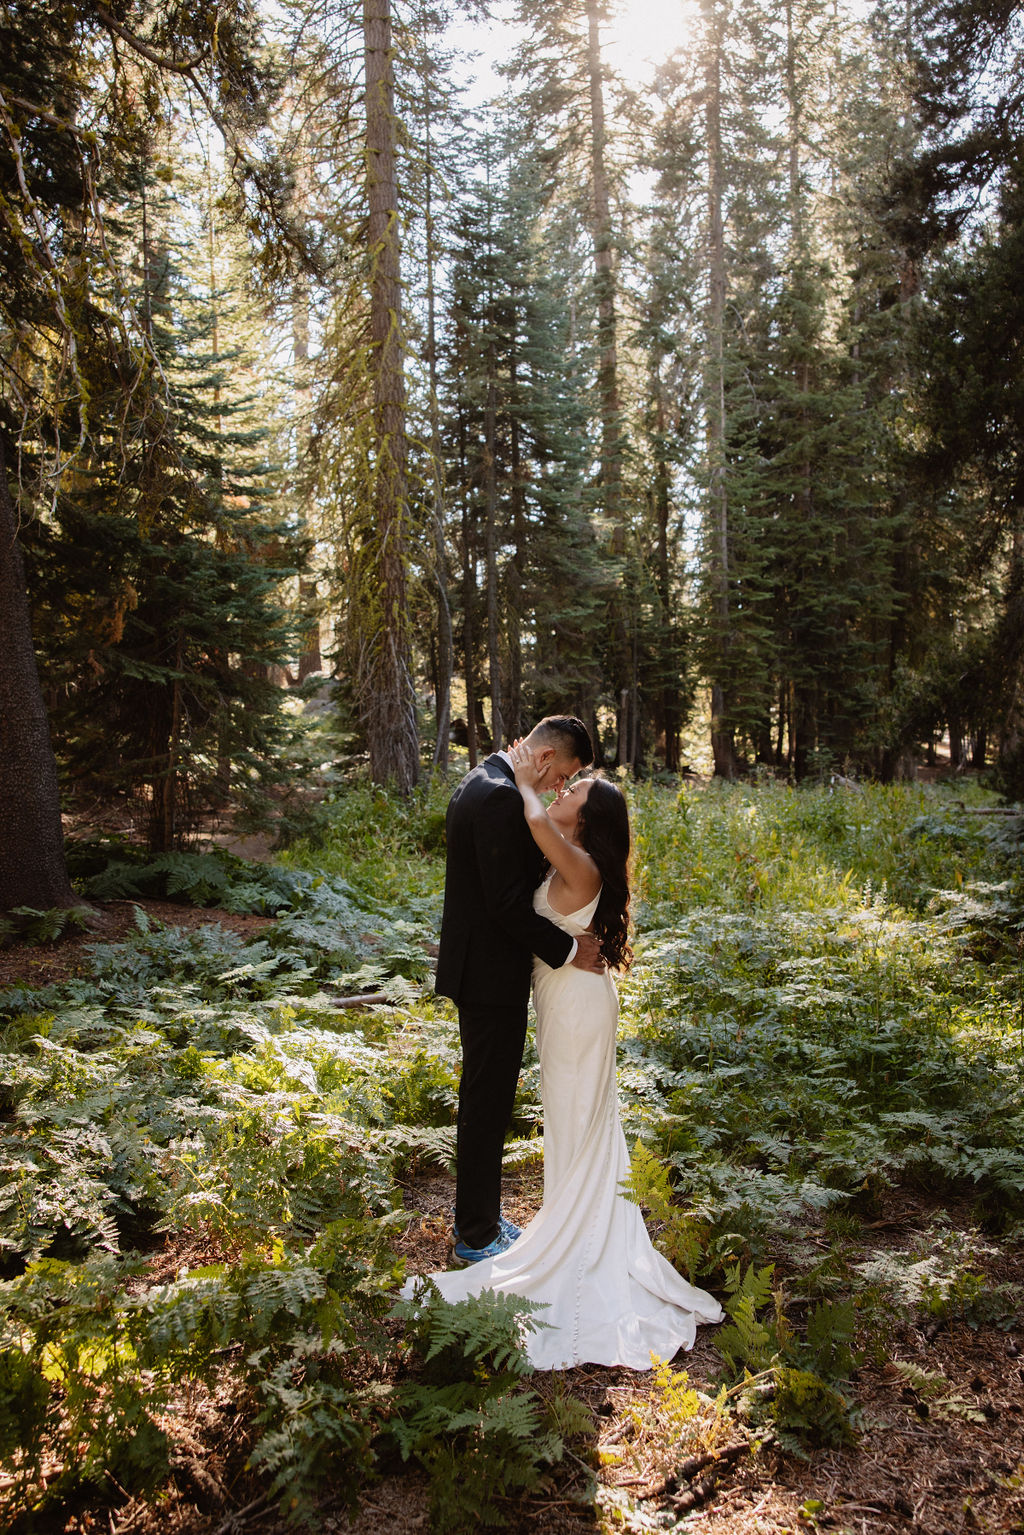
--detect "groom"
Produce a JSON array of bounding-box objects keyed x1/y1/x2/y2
[{"x1": 435, "y1": 716, "x2": 604, "y2": 1263}]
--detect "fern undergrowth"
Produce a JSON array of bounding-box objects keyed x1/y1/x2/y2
[{"x1": 2, "y1": 777, "x2": 1024, "y2": 1527}]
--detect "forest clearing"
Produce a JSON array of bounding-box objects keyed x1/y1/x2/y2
[
  {"x1": 4, "y1": 0, "x2": 1024, "y2": 1530},
  {"x1": 4, "y1": 776, "x2": 1024, "y2": 1533}
]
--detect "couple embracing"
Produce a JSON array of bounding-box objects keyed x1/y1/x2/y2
[{"x1": 404, "y1": 716, "x2": 721, "y2": 1371}]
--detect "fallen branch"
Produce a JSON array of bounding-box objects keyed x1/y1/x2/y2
[
  {"x1": 670, "y1": 1472, "x2": 723, "y2": 1513},
  {"x1": 636, "y1": 1440, "x2": 749, "y2": 1501},
  {"x1": 953, "y1": 806, "x2": 1022, "y2": 815},
  {"x1": 212, "y1": 1494, "x2": 271, "y2": 1535}
]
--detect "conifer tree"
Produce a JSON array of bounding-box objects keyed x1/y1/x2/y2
[
  {"x1": 285, "y1": 0, "x2": 472, "y2": 788},
  {"x1": 24, "y1": 141, "x2": 305, "y2": 850},
  {"x1": 358, "y1": 0, "x2": 419, "y2": 788},
  {"x1": 634, "y1": 59, "x2": 706, "y2": 771},
  {"x1": 875, "y1": 0, "x2": 1024, "y2": 783},
  {"x1": 657, "y1": 0, "x2": 778, "y2": 774},
  {"x1": 0, "y1": 0, "x2": 290, "y2": 905},
  {"x1": 508, "y1": 0, "x2": 636, "y2": 760},
  {"x1": 440, "y1": 116, "x2": 604, "y2": 745}
]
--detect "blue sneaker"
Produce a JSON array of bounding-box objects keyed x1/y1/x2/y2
[
  {"x1": 452, "y1": 1213, "x2": 522, "y2": 1246},
  {"x1": 452, "y1": 1225, "x2": 518, "y2": 1265}
]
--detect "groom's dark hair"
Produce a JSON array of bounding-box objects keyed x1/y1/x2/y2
[{"x1": 531, "y1": 715, "x2": 594, "y2": 767}]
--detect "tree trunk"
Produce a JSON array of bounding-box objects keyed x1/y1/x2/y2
[
  {"x1": 460, "y1": 416, "x2": 479, "y2": 771},
  {"x1": 0, "y1": 437, "x2": 77, "y2": 912},
  {"x1": 652, "y1": 372, "x2": 680, "y2": 772},
  {"x1": 483, "y1": 337, "x2": 504, "y2": 750},
  {"x1": 362, "y1": 0, "x2": 418, "y2": 790},
  {"x1": 586, "y1": 0, "x2": 631, "y2": 767},
  {"x1": 507, "y1": 350, "x2": 525, "y2": 742},
  {"x1": 785, "y1": 0, "x2": 803, "y2": 249},
  {"x1": 586, "y1": 0, "x2": 624, "y2": 546},
  {"x1": 293, "y1": 290, "x2": 322, "y2": 682},
  {"x1": 996, "y1": 523, "x2": 1024, "y2": 794},
  {"x1": 704, "y1": 0, "x2": 739, "y2": 780},
  {"x1": 424, "y1": 72, "x2": 452, "y2": 774}
]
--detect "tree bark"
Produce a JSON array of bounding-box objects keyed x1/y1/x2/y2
[
  {"x1": 0, "y1": 437, "x2": 77, "y2": 912},
  {"x1": 652, "y1": 369, "x2": 680, "y2": 772},
  {"x1": 363, "y1": 0, "x2": 418, "y2": 790},
  {"x1": 483, "y1": 335, "x2": 504, "y2": 750},
  {"x1": 704, "y1": 0, "x2": 739, "y2": 780},
  {"x1": 585, "y1": 0, "x2": 631, "y2": 766},
  {"x1": 995, "y1": 520, "x2": 1024, "y2": 794},
  {"x1": 293, "y1": 287, "x2": 322, "y2": 682},
  {"x1": 586, "y1": 0, "x2": 623, "y2": 544},
  {"x1": 507, "y1": 346, "x2": 525, "y2": 742},
  {"x1": 424, "y1": 78, "x2": 453, "y2": 774}
]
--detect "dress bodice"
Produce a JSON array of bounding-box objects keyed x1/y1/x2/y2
[{"x1": 533, "y1": 872, "x2": 601, "y2": 937}]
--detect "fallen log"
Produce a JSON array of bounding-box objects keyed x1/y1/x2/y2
[{"x1": 637, "y1": 1440, "x2": 749, "y2": 1501}]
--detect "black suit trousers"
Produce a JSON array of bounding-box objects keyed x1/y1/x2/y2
[{"x1": 454, "y1": 998, "x2": 529, "y2": 1250}]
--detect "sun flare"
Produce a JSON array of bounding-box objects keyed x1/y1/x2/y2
[{"x1": 602, "y1": 0, "x2": 699, "y2": 85}]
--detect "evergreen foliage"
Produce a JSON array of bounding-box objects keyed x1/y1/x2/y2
[
  {"x1": 22, "y1": 157, "x2": 305, "y2": 848},
  {"x1": 6, "y1": 0, "x2": 1024, "y2": 1512}
]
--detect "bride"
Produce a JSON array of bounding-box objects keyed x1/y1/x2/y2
[{"x1": 403, "y1": 744, "x2": 722, "y2": 1370}]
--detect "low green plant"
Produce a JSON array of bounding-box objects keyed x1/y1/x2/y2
[
  {"x1": 5, "y1": 779, "x2": 1024, "y2": 1527},
  {"x1": 713, "y1": 1263, "x2": 860, "y2": 1455},
  {"x1": 892, "y1": 1361, "x2": 987, "y2": 1422},
  {"x1": 0, "y1": 904, "x2": 93, "y2": 944},
  {"x1": 854, "y1": 1226, "x2": 1019, "y2": 1332},
  {"x1": 621, "y1": 1141, "x2": 713, "y2": 1280},
  {"x1": 0, "y1": 1254, "x2": 172, "y2": 1518},
  {"x1": 280, "y1": 778, "x2": 451, "y2": 907},
  {"x1": 388, "y1": 1283, "x2": 594, "y2": 1532},
  {"x1": 0, "y1": 1218, "x2": 404, "y2": 1526}
]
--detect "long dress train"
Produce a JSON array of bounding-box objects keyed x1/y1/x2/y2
[{"x1": 403, "y1": 877, "x2": 723, "y2": 1370}]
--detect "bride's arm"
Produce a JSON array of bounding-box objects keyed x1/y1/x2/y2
[{"x1": 508, "y1": 744, "x2": 600, "y2": 899}]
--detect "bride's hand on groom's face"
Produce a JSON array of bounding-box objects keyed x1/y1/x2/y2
[
  {"x1": 571, "y1": 933, "x2": 606, "y2": 973},
  {"x1": 510, "y1": 741, "x2": 545, "y2": 791}
]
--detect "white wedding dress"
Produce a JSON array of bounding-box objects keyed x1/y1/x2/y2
[{"x1": 404, "y1": 877, "x2": 723, "y2": 1370}]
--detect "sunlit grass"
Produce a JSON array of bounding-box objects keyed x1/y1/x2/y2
[
  {"x1": 631, "y1": 777, "x2": 1005, "y2": 920},
  {"x1": 279, "y1": 774, "x2": 452, "y2": 907}
]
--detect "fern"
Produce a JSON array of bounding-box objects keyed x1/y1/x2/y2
[
  {"x1": 1, "y1": 906, "x2": 92, "y2": 944},
  {"x1": 387, "y1": 1286, "x2": 587, "y2": 1533},
  {"x1": 248, "y1": 1368, "x2": 373, "y2": 1524},
  {"x1": 715, "y1": 1302, "x2": 779, "y2": 1378},
  {"x1": 621, "y1": 1141, "x2": 711, "y2": 1279},
  {"x1": 804, "y1": 1298, "x2": 857, "y2": 1379},
  {"x1": 6, "y1": 786, "x2": 1024, "y2": 1527},
  {"x1": 393, "y1": 1283, "x2": 547, "y2": 1379},
  {"x1": 893, "y1": 1362, "x2": 986, "y2": 1422},
  {"x1": 771, "y1": 1367, "x2": 860, "y2": 1456},
  {"x1": 713, "y1": 1263, "x2": 861, "y2": 1454},
  {"x1": 381, "y1": 1124, "x2": 457, "y2": 1172}
]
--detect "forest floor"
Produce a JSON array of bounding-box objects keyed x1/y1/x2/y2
[
  {"x1": 6, "y1": 902, "x2": 1024, "y2": 1535},
  {"x1": 0, "y1": 902, "x2": 275, "y2": 990}
]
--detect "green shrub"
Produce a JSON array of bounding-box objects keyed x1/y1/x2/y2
[{"x1": 388, "y1": 1283, "x2": 593, "y2": 1532}]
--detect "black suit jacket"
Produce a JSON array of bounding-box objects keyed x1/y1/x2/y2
[{"x1": 434, "y1": 754, "x2": 575, "y2": 1007}]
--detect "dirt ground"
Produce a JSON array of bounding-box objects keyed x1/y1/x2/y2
[
  {"x1": 0, "y1": 900, "x2": 276, "y2": 990},
  {"x1": 6, "y1": 909, "x2": 1024, "y2": 1535},
  {"x1": 55, "y1": 1163, "x2": 1024, "y2": 1535}
]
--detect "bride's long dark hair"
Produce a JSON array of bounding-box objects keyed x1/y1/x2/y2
[{"x1": 576, "y1": 778, "x2": 633, "y2": 971}]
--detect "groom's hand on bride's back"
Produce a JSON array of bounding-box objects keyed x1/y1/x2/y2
[{"x1": 570, "y1": 934, "x2": 605, "y2": 972}]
